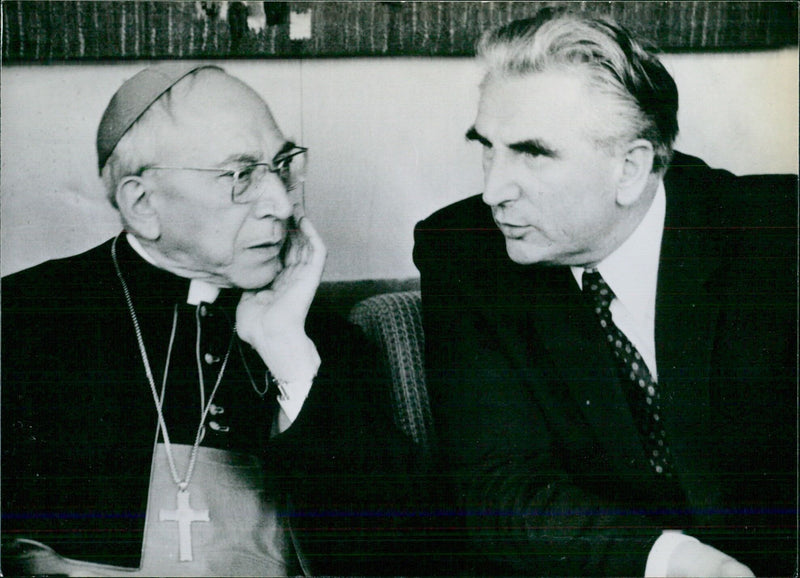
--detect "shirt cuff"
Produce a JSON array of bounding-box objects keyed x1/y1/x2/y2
[
  {"x1": 274, "y1": 376, "x2": 313, "y2": 424},
  {"x1": 645, "y1": 530, "x2": 700, "y2": 577}
]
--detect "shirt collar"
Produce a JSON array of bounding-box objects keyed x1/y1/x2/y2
[
  {"x1": 186, "y1": 279, "x2": 222, "y2": 306},
  {"x1": 571, "y1": 180, "x2": 666, "y2": 324},
  {"x1": 125, "y1": 233, "x2": 221, "y2": 305}
]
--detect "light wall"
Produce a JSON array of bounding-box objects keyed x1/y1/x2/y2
[{"x1": 2, "y1": 49, "x2": 797, "y2": 279}]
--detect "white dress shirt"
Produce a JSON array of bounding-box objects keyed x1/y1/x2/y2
[{"x1": 570, "y1": 182, "x2": 665, "y2": 378}]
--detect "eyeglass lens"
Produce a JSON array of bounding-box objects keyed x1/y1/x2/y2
[{"x1": 232, "y1": 150, "x2": 306, "y2": 203}]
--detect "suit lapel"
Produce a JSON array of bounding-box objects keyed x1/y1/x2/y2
[
  {"x1": 656, "y1": 221, "x2": 719, "y2": 432},
  {"x1": 503, "y1": 264, "x2": 650, "y2": 472},
  {"x1": 655, "y1": 170, "x2": 725, "y2": 508}
]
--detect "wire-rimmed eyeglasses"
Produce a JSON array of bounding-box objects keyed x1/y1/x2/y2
[{"x1": 142, "y1": 143, "x2": 307, "y2": 204}]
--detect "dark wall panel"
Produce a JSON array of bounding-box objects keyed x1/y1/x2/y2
[{"x1": 3, "y1": 1, "x2": 798, "y2": 63}]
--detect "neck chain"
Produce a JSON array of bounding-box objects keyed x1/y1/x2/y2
[{"x1": 111, "y1": 235, "x2": 233, "y2": 491}]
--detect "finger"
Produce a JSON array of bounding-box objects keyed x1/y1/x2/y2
[
  {"x1": 292, "y1": 189, "x2": 306, "y2": 221},
  {"x1": 297, "y1": 217, "x2": 327, "y2": 267},
  {"x1": 295, "y1": 241, "x2": 311, "y2": 266},
  {"x1": 298, "y1": 217, "x2": 324, "y2": 250},
  {"x1": 282, "y1": 228, "x2": 305, "y2": 268}
]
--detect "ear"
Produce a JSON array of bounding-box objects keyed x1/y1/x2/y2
[
  {"x1": 615, "y1": 139, "x2": 655, "y2": 207},
  {"x1": 115, "y1": 176, "x2": 161, "y2": 240}
]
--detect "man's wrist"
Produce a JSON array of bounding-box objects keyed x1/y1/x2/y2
[
  {"x1": 256, "y1": 333, "x2": 320, "y2": 383},
  {"x1": 263, "y1": 336, "x2": 319, "y2": 427}
]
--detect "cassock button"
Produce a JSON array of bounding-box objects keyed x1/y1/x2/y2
[
  {"x1": 209, "y1": 421, "x2": 229, "y2": 433},
  {"x1": 209, "y1": 404, "x2": 224, "y2": 416},
  {"x1": 199, "y1": 304, "x2": 209, "y2": 317},
  {"x1": 204, "y1": 353, "x2": 221, "y2": 365}
]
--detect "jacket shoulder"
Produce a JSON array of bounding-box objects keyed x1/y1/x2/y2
[
  {"x1": 416, "y1": 194, "x2": 491, "y2": 231},
  {"x1": 667, "y1": 152, "x2": 797, "y2": 228},
  {"x1": 414, "y1": 194, "x2": 504, "y2": 267}
]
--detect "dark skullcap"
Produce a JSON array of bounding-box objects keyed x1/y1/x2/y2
[{"x1": 96, "y1": 62, "x2": 222, "y2": 173}]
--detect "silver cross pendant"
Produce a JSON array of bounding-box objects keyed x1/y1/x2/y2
[{"x1": 159, "y1": 489, "x2": 210, "y2": 561}]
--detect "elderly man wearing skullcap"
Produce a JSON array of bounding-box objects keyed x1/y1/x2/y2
[{"x1": 2, "y1": 63, "x2": 424, "y2": 576}]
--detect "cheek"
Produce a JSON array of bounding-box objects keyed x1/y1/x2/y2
[
  {"x1": 522, "y1": 177, "x2": 578, "y2": 221},
  {"x1": 227, "y1": 251, "x2": 284, "y2": 290},
  {"x1": 216, "y1": 222, "x2": 249, "y2": 259},
  {"x1": 481, "y1": 147, "x2": 494, "y2": 173},
  {"x1": 181, "y1": 217, "x2": 244, "y2": 265},
  {"x1": 539, "y1": 182, "x2": 605, "y2": 237}
]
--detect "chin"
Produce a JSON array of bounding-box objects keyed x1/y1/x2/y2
[
  {"x1": 505, "y1": 238, "x2": 550, "y2": 265},
  {"x1": 507, "y1": 241, "x2": 593, "y2": 268},
  {"x1": 230, "y1": 263, "x2": 282, "y2": 290}
]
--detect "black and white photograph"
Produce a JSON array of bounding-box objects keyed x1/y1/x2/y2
[{"x1": 2, "y1": 2, "x2": 797, "y2": 576}]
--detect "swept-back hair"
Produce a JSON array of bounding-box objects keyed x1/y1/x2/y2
[{"x1": 478, "y1": 8, "x2": 678, "y2": 172}]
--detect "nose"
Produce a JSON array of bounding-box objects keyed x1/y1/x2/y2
[
  {"x1": 481, "y1": 150, "x2": 521, "y2": 207},
  {"x1": 251, "y1": 175, "x2": 293, "y2": 220}
]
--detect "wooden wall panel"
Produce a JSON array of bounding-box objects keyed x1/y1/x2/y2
[{"x1": 3, "y1": 1, "x2": 798, "y2": 62}]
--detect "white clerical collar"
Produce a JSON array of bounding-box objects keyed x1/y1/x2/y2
[
  {"x1": 125, "y1": 234, "x2": 221, "y2": 305},
  {"x1": 571, "y1": 181, "x2": 666, "y2": 326},
  {"x1": 185, "y1": 279, "x2": 222, "y2": 305}
]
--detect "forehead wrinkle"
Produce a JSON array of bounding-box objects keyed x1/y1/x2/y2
[
  {"x1": 482, "y1": 71, "x2": 607, "y2": 158},
  {"x1": 214, "y1": 138, "x2": 297, "y2": 168},
  {"x1": 156, "y1": 73, "x2": 288, "y2": 169}
]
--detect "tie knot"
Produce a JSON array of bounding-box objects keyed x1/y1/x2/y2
[{"x1": 582, "y1": 268, "x2": 615, "y2": 311}]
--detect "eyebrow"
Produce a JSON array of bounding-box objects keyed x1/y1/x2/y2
[
  {"x1": 508, "y1": 138, "x2": 557, "y2": 158},
  {"x1": 274, "y1": 141, "x2": 297, "y2": 157},
  {"x1": 466, "y1": 126, "x2": 557, "y2": 158},
  {"x1": 465, "y1": 126, "x2": 491, "y2": 147}
]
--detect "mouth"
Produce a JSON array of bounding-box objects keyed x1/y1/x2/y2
[
  {"x1": 247, "y1": 239, "x2": 285, "y2": 257},
  {"x1": 495, "y1": 220, "x2": 530, "y2": 240}
]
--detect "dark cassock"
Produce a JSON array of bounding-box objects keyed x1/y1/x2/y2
[{"x1": 2, "y1": 233, "x2": 420, "y2": 576}]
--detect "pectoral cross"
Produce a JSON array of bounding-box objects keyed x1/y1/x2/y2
[{"x1": 159, "y1": 489, "x2": 210, "y2": 561}]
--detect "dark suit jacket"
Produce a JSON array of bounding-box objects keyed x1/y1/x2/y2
[
  {"x1": 2, "y1": 236, "x2": 424, "y2": 576},
  {"x1": 413, "y1": 153, "x2": 797, "y2": 576}
]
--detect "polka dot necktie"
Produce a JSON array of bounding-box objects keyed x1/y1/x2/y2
[{"x1": 582, "y1": 269, "x2": 673, "y2": 476}]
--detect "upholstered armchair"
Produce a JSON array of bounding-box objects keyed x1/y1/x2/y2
[{"x1": 348, "y1": 290, "x2": 433, "y2": 453}]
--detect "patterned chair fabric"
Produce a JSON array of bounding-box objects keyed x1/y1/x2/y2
[{"x1": 348, "y1": 290, "x2": 432, "y2": 452}]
